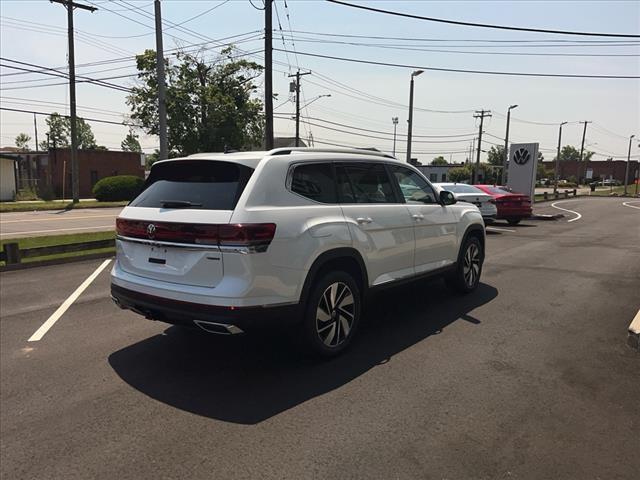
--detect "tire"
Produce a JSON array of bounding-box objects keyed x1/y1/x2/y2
[
  {"x1": 507, "y1": 218, "x2": 521, "y2": 225},
  {"x1": 300, "y1": 271, "x2": 361, "y2": 357},
  {"x1": 445, "y1": 235, "x2": 483, "y2": 293}
]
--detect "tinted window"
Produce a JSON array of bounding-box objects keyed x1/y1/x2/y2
[
  {"x1": 336, "y1": 164, "x2": 397, "y2": 204},
  {"x1": 290, "y1": 163, "x2": 336, "y2": 203},
  {"x1": 131, "y1": 160, "x2": 253, "y2": 210},
  {"x1": 484, "y1": 186, "x2": 513, "y2": 195},
  {"x1": 389, "y1": 165, "x2": 437, "y2": 204}
]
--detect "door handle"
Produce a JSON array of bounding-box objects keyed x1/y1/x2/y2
[
  {"x1": 412, "y1": 214, "x2": 424, "y2": 221},
  {"x1": 356, "y1": 217, "x2": 373, "y2": 224}
]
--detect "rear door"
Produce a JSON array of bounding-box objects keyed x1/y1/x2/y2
[
  {"x1": 116, "y1": 160, "x2": 253, "y2": 288},
  {"x1": 388, "y1": 165, "x2": 457, "y2": 274},
  {"x1": 336, "y1": 162, "x2": 415, "y2": 286}
]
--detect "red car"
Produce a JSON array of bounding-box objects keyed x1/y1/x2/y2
[{"x1": 474, "y1": 185, "x2": 532, "y2": 225}]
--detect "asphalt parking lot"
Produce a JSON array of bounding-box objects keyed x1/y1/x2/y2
[{"x1": 1, "y1": 197, "x2": 638, "y2": 480}]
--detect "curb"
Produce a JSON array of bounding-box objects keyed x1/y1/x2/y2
[
  {"x1": 0, "y1": 251, "x2": 114, "y2": 272},
  {"x1": 628, "y1": 310, "x2": 640, "y2": 351}
]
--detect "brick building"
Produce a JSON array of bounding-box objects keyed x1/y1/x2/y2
[
  {"x1": 5, "y1": 148, "x2": 145, "y2": 198},
  {"x1": 49, "y1": 149, "x2": 145, "y2": 197},
  {"x1": 542, "y1": 159, "x2": 639, "y2": 183}
]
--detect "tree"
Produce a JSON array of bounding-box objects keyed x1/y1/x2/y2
[
  {"x1": 39, "y1": 113, "x2": 98, "y2": 149},
  {"x1": 121, "y1": 130, "x2": 142, "y2": 152},
  {"x1": 431, "y1": 156, "x2": 447, "y2": 166},
  {"x1": 127, "y1": 47, "x2": 264, "y2": 156},
  {"x1": 15, "y1": 133, "x2": 31, "y2": 151},
  {"x1": 554, "y1": 145, "x2": 594, "y2": 162},
  {"x1": 449, "y1": 165, "x2": 472, "y2": 183},
  {"x1": 487, "y1": 145, "x2": 505, "y2": 166}
]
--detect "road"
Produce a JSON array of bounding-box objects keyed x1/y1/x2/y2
[
  {"x1": 0, "y1": 207, "x2": 122, "y2": 239},
  {"x1": 1, "y1": 197, "x2": 638, "y2": 479}
]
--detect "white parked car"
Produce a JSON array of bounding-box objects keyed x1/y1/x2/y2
[
  {"x1": 435, "y1": 183, "x2": 497, "y2": 224},
  {"x1": 111, "y1": 148, "x2": 485, "y2": 356}
]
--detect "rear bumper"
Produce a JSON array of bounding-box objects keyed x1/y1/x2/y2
[{"x1": 111, "y1": 284, "x2": 301, "y2": 333}]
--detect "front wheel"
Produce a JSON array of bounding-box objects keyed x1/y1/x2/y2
[
  {"x1": 445, "y1": 236, "x2": 483, "y2": 293},
  {"x1": 300, "y1": 271, "x2": 361, "y2": 357}
]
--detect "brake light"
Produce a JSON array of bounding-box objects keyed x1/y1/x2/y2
[
  {"x1": 116, "y1": 219, "x2": 276, "y2": 250},
  {"x1": 219, "y1": 223, "x2": 277, "y2": 247}
]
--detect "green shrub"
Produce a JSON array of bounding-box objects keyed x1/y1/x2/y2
[
  {"x1": 16, "y1": 187, "x2": 38, "y2": 201},
  {"x1": 93, "y1": 175, "x2": 144, "y2": 201}
]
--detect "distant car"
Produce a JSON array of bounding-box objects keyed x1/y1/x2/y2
[
  {"x1": 435, "y1": 183, "x2": 497, "y2": 224},
  {"x1": 474, "y1": 185, "x2": 532, "y2": 225},
  {"x1": 601, "y1": 179, "x2": 621, "y2": 186}
]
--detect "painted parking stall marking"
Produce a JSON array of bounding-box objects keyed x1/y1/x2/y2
[
  {"x1": 622, "y1": 201, "x2": 640, "y2": 210},
  {"x1": 551, "y1": 200, "x2": 582, "y2": 223},
  {"x1": 486, "y1": 226, "x2": 516, "y2": 233},
  {"x1": 28, "y1": 259, "x2": 112, "y2": 342}
]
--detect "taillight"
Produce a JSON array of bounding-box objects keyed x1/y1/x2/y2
[
  {"x1": 116, "y1": 218, "x2": 276, "y2": 251},
  {"x1": 219, "y1": 223, "x2": 277, "y2": 247}
]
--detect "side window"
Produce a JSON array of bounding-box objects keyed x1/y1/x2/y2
[
  {"x1": 389, "y1": 165, "x2": 438, "y2": 204},
  {"x1": 290, "y1": 163, "x2": 336, "y2": 203},
  {"x1": 336, "y1": 163, "x2": 397, "y2": 204}
]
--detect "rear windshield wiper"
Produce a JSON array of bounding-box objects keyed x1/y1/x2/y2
[{"x1": 160, "y1": 200, "x2": 203, "y2": 208}]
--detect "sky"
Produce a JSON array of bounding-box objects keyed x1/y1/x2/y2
[{"x1": 1, "y1": 0, "x2": 639, "y2": 165}]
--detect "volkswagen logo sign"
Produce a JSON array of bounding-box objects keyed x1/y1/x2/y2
[
  {"x1": 146, "y1": 223, "x2": 157, "y2": 239},
  {"x1": 513, "y1": 147, "x2": 531, "y2": 166}
]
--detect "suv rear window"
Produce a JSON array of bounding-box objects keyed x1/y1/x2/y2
[{"x1": 131, "y1": 160, "x2": 253, "y2": 210}]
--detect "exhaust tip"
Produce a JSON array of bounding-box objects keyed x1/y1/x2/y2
[{"x1": 193, "y1": 320, "x2": 244, "y2": 335}]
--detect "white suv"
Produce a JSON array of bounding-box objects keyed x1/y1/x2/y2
[{"x1": 111, "y1": 148, "x2": 485, "y2": 356}]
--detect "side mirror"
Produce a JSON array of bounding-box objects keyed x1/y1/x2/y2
[{"x1": 440, "y1": 190, "x2": 457, "y2": 206}]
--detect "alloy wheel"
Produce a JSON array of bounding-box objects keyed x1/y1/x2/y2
[
  {"x1": 463, "y1": 243, "x2": 481, "y2": 288},
  {"x1": 315, "y1": 282, "x2": 355, "y2": 347}
]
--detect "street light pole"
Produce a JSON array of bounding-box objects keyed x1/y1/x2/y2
[
  {"x1": 392, "y1": 117, "x2": 399, "y2": 157},
  {"x1": 406, "y1": 70, "x2": 423, "y2": 164},
  {"x1": 555, "y1": 121, "x2": 568, "y2": 194},
  {"x1": 501, "y1": 104, "x2": 518, "y2": 185},
  {"x1": 624, "y1": 134, "x2": 635, "y2": 195}
]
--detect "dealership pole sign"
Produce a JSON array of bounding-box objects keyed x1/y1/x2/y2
[{"x1": 507, "y1": 143, "x2": 539, "y2": 201}]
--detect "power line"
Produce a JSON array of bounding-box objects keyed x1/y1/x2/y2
[
  {"x1": 0, "y1": 106, "x2": 142, "y2": 127},
  {"x1": 280, "y1": 29, "x2": 640, "y2": 45},
  {"x1": 279, "y1": 35, "x2": 640, "y2": 57},
  {"x1": 274, "y1": 48, "x2": 640, "y2": 79},
  {"x1": 326, "y1": 0, "x2": 640, "y2": 38}
]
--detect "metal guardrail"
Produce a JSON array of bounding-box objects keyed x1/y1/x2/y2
[
  {"x1": 541, "y1": 189, "x2": 577, "y2": 200},
  {"x1": 0, "y1": 239, "x2": 115, "y2": 265}
]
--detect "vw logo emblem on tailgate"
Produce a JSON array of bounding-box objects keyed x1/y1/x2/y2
[{"x1": 146, "y1": 224, "x2": 157, "y2": 239}]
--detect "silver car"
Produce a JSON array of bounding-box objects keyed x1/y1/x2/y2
[{"x1": 435, "y1": 183, "x2": 497, "y2": 224}]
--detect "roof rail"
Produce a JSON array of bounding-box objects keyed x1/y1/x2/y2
[{"x1": 267, "y1": 147, "x2": 396, "y2": 159}]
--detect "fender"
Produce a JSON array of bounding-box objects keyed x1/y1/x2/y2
[
  {"x1": 298, "y1": 247, "x2": 369, "y2": 305},
  {"x1": 459, "y1": 223, "x2": 486, "y2": 261}
]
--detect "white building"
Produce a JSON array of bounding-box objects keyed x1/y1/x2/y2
[{"x1": 0, "y1": 154, "x2": 18, "y2": 201}]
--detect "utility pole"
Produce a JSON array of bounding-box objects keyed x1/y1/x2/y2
[
  {"x1": 392, "y1": 117, "x2": 399, "y2": 157},
  {"x1": 578, "y1": 121, "x2": 592, "y2": 185},
  {"x1": 154, "y1": 0, "x2": 168, "y2": 160},
  {"x1": 50, "y1": 0, "x2": 96, "y2": 203},
  {"x1": 501, "y1": 104, "x2": 518, "y2": 185},
  {"x1": 406, "y1": 70, "x2": 423, "y2": 163},
  {"x1": 289, "y1": 70, "x2": 311, "y2": 147},
  {"x1": 472, "y1": 110, "x2": 491, "y2": 184},
  {"x1": 33, "y1": 113, "x2": 38, "y2": 151},
  {"x1": 554, "y1": 121, "x2": 568, "y2": 194},
  {"x1": 624, "y1": 134, "x2": 635, "y2": 195},
  {"x1": 264, "y1": 0, "x2": 274, "y2": 150}
]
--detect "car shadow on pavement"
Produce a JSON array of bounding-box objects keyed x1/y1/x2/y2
[{"x1": 108, "y1": 280, "x2": 497, "y2": 425}]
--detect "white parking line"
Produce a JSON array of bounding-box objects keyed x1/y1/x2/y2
[
  {"x1": 0, "y1": 225, "x2": 114, "y2": 238},
  {"x1": 550, "y1": 201, "x2": 582, "y2": 223},
  {"x1": 622, "y1": 201, "x2": 640, "y2": 210},
  {"x1": 486, "y1": 226, "x2": 516, "y2": 233},
  {"x1": 28, "y1": 259, "x2": 112, "y2": 342}
]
